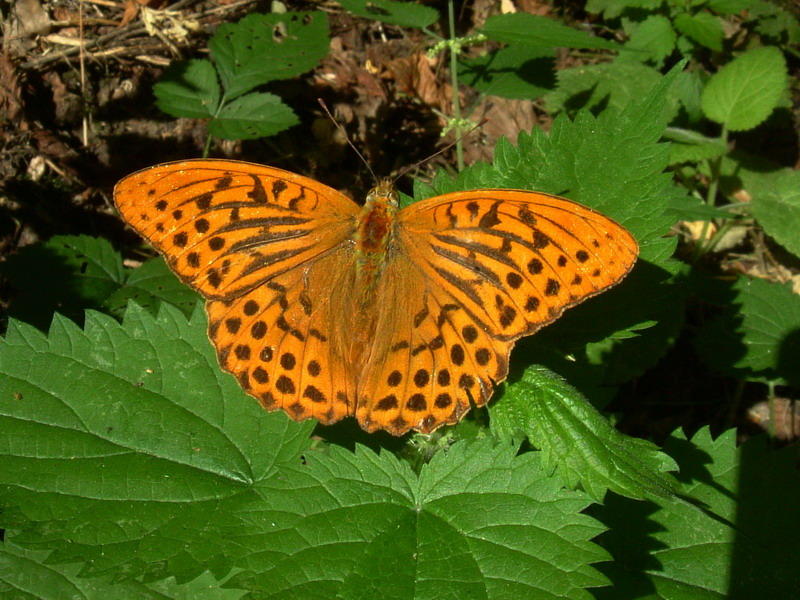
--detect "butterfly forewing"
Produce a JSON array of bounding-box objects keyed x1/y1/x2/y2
[
  {"x1": 114, "y1": 160, "x2": 360, "y2": 299},
  {"x1": 397, "y1": 190, "x2": 639, "y2": 340}
]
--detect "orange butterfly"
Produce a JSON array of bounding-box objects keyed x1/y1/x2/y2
[{"x1": 114, "y1": 160, "x2": 638, "y2": 435}]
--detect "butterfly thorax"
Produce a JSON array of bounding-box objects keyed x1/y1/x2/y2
[{"x1": 354, "y1": 179, "x2": 399, "y2": 285}]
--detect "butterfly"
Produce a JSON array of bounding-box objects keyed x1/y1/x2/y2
[{"x1": 114, "y1": 159, "x2": 638, "y2": 435}]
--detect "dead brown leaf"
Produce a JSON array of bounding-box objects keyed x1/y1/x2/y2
[
  {"x1": 462, "y1": 97, "x2": 539, "y2": 164},
  {"x1": 4, "y1": 0, "x2": 51, "y2": 57},
  {"x1": 0, "y1": 52, "x2": 24, "y2": 124},
  {"x1": 747, "y1": 397, "x2": 800, "y2": 442},
  {"x1": 385, "y1": 53, "x2": 449, "y2": 111},
  {"x1": 120, "y1": 0, "x2": 141, "y2": 28}
]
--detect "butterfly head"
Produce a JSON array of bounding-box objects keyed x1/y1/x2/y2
[{"x1": 366, "y1": 178, "x2": 400, "y2": 208}]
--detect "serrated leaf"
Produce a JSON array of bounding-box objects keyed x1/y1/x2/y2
[
  {"x1": 0, "y1": 304, "x2": 314, "y2": 582},
  {"x1": 620, "y1": 15, "x2": 676, "y2": 66},
  {"x1": 229, "y1": 440, "x2": 610, "y2": 598},
  {"x1": 673, "y1": 11, "x2": 724, "y2": 51},
  {"x1": 0, "y1": 536, "x2": 248, "y2": 599},
  {"x1": 106, "y1": 257, "x2": 201, "y2": 320},
  {"x1": 694, "y1": 277, "x2": 800, "y2": 385},
  {"x1": 0, "y1": 235, "x2": 125, "y2": 330},
  {"x1": 458, "y1": 45, "x2": 555, "y2": 99},
  {"x1": 154, "y1": 59, "x2": 220, "y2": 119},
  {"x1": 482, "y1": 13, "x2": 620, "y2": 50},
  {"x1": 491, "y1": 366, "x2": 677, "y2": 501},
  {"x1": 207, "y1": 92, "x2": 299, "y2": 140},
  {"x1": 745, "y1": 167, "x2": 800, "y2": 257},
  {"x1": 337, "y1": 0, "x2": 438, "y2": 28},
  {"x1": 592, "y1": 428, "x2": 800, "y2": 597},
  {"x1": 209, "y1": 11, "x2": 329, "y2": 100},
  {"x1": 701, "y1": 46, "x2": 788, "y2": 131},
  {"x1": 544, "y1": 60, "x2": 663, "y2": 115},
  {"x1": 0, "y1": 306, "x2": 613, "y2": 595}
]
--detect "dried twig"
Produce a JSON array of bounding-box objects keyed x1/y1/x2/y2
[{"x1": 20, "y1": 0, "x2": 210, "y2": 70}]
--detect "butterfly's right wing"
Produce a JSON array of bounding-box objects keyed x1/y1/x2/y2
[{"x1": 352, "y1": 189, "x2": 638, "y2": 435}]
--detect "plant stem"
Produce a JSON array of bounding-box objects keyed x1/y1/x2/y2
[
  {"x1": 693, "y1": 127, "x2": 728, "y2": 260},
  {"x1": 448, "y1": 0, "x2": 464, "y2": 171}
]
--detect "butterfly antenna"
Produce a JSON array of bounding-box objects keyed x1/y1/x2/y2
[
  {"x1": 391, "y1": 118, "x2": 487, "y2": 185},
  {"x1": 317, "y1": 98, "x2": 378, "y2": 183}
]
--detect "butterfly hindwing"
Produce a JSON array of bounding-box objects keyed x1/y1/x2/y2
[
  {"x1": 356, "y1": 254, "x2": 507, "y2": 434},
  {"x1": 206, "y1": 243, "x2": 358, "y2": 426}
]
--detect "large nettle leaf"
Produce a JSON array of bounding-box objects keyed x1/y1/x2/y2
[{"x1": 0, "y1": 304, "x2": 609, "y2": 597}]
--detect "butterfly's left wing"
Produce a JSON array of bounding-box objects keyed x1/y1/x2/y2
[
  {"x1": 114, "y1": 159, "x2": 360, "y2": 300},
  {"x1": 354, "y1": 189, "x2": 638, "y2": 435},
  {"x1": 114, "y1": 159, "x2": 363, "y2": 426}
]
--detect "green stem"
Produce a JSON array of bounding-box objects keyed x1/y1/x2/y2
[
  {"x1": 203, "y1": 92, "x2": 229, "y2": 158},
  {"x1": 692, "y1": 126, "x2": 728, "y2": 261},
  {"x1": 448, "y1": 1, "x2": 464, "y2": 171},
  {"x1": 767, "y1": 381, "x2": 776, "y2": 440}
]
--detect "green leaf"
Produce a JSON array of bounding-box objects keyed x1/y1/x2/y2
[
  {"x1": 153, "y1": 59, "x2": 220, "y2": 119},
  {"x1": 106, "y1": 257, "x2": 201, "y2": 320},
  {"x1": 701, "y1": 46, "x2": 788, "y2": 131},
  {"x1": 491, "y1": 366, "x2": 677, "y2": 500},
  {"x1": 672, "y1": 68, "x2": 705, "y2": 122},
  {"x1": 209, "y1": 11, "x2": 330, "y2": 100},
  {"x1": 0, "y1": 306, "x2": 614, "y2": 595},
  {"x1": 0, "y1": 235, "x2": 125, "y2": 330},
  {"x1": 750, "y1": 0, "x2": 800, "y2": 44},
  {"x1": 707, "y1": 0, "x2": 758, "y2": 13},
  {"x1": 673, "y1": 11, "x2": 724, "y2": 52},
  {"x1": 620, "y1": 15, "x2": 676, "y2": 66},
  {"x1": 592, "y1": 428, "x2": 800, "y2": 597},
  {"x1": 746, "y1": 168, "x2": 800, "y2": 257},
  {"x1": 694, "y1": 277, "x2": 800, "y2": 385},
  {"x1": 337, "y1": 0, "x2": 439, "y2": 28},
  {"x1": 228, "y1": 440, "x2": 609, "y2": 598},
  {"x1": 207, "y1": 92, "x2": 299, "y2": 140},
  {"x1": 0, "y1": 304, "x2": 314, "y2": 582},
  {"x1": 482, "y1": 13, "x2": 620, "y2": 50},
  {"x1": 0, "y1": 536, "x2": 249, "y2": 599},
  {"x1": 545, "y1": 60, "x2": 663, "y2": 115},
  {"x1": 458, "y1": 45, "x2": 555, "y2": 100},
  {"x1": 663, "y1": 127, "x2": 727, "y2": 164},
  {"x1": 585, "y1": 0, "x2": 662, "y2": 20}
]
